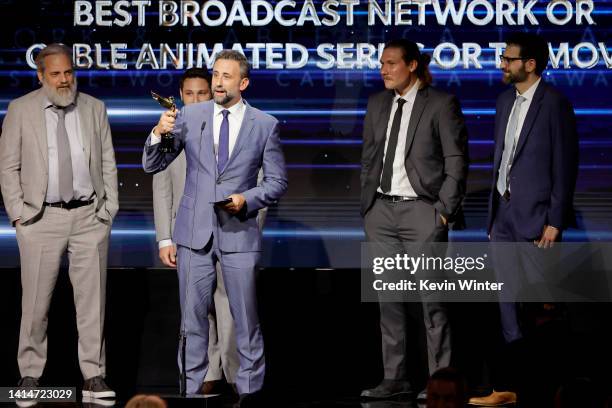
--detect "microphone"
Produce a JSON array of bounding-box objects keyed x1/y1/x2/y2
[{"x1": 180, "y1": 117, "x2": 206, "y2": 397}]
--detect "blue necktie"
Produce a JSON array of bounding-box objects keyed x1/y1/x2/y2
[{"x1": 218, "y1": 109, "x2": 230, "y2": 173}]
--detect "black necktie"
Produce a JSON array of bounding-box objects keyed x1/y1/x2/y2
[{"x1": 380, "y1": 98, "x2": 406, "y2": 193}]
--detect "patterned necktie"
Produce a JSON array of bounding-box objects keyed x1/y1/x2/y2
[
  {"x1": 497, "y1": 95, "x2": 527, "y2": 196},
  {"x1": 218, "y1": 109, "x2": 230, "y2": 173},
  {"x1": 380, "y1": 98, "x2": 407, "y2": 193},
  {"x1": 51, "y1": 105, "x2": 74, "y2": 202}
]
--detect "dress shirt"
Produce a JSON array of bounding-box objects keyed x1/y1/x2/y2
[
  {"x1": 377, "y1": 80, "x2": 420, "y2": 197},
  {"x1": 43, "y1": 97, "x2": 94, "y2": 203},
  {"x1": 501, "y1": 77, "x2": 541, "y2": 192},
  {"x1": 505, "y1": 77, "x2": 541, "y2": 149},
  {"x1": 212, "y1": 99, "x2": 246, "y2": 161}
]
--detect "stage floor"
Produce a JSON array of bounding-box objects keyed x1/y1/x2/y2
[
  {"x1": 1, "y1": 268, "x2": 611, "y2": 408},
  {"x1": 10, "y1": 396, "x2": 430, "y2": 408}
]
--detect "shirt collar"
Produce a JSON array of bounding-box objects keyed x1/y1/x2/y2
[
  {"x1": 42, "y1": 95, "x2": 53, "y2": 109},
  {"x1": 394, "y1": 79, "x2": 420, "y2": 105},
  {"x1": 214, "y1": 98, "x2": 245, "y2": 117},
  {"x1": 516, "y1": 77, "x2": 541, "y2": 102}
]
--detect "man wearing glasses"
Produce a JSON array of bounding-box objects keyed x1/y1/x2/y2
[{"x1": 469, "y1": 33, "x2": 578, "y2": 406}]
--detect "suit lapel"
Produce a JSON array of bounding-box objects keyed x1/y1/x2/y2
[
  {"x1": 404, "y1": 86, "x2": 428, "y2": 157},
  {"x1": 493, "y1": 92, "x2": 514, "y2": 171},
  {"x1": 220, "y1": 101, "x2": 255, "y2": 175},
  {"x1": 512, "y1": 80, "x2": 545, "y2": 163},
  {"x1": 31, "y1": 89, "x2": 49, "y2": 169},
  {"x1": 76, "y1": 93, "x2": 92, "y2": 163},
  {"x1": 200, "y1": 102, "x2": 215, "y2": 170},
  {"x1": 374, "y1": 91, "x2": 394, "y2": 147}
]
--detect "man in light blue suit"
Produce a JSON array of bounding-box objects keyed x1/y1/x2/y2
[{"x1": 143, "y1": 50, "x2": 288, "y2": 405}]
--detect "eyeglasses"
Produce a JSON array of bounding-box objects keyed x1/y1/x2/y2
[{"x1": 500, "y1": 55, "x2": 531, "y2": 64}]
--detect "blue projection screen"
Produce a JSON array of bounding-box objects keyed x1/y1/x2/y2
[{"x1": 1, "y1": 0, "x2": 611, "y2": 268}]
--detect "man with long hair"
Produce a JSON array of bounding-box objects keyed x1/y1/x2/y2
[{"x1": 360, "y1": 39, "x2": 468, "y2": 401}]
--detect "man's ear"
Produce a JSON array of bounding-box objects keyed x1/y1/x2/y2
[
  {"x1": 525, "y1": 58, "x2": 537, "y2": 74},
  {"x1": 408, "y1": 59, "x2": 418, "y2": 73},
  {"x1": 239, "y1": 77, "x2": 250, "y2": 92},
  {"x1": 37, "y1": 70, "x2": 43, "y2": 84}
]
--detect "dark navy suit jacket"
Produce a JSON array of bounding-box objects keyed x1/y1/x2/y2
[{"x1": 487, "y1": 80, "x2": 579, "y2": 239}]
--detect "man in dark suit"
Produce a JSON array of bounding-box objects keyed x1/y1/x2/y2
[
  {"x1": 360, "y1": 39, "x2": 469, "y2": 400},
  {"x1": 469, "y1": 33, "x2": 579, "y2": 406}
]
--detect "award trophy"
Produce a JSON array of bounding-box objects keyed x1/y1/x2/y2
[{"x1": 151, "y1": 91, "x2": 176, "y2": 153}]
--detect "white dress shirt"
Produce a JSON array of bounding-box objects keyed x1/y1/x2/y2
[
  {"x1": 212, "y1": 98, "x2": 246, "y2": 160},
  {"x1": 501, "y1": 77, "x2": 541, "y2": 193},
  {"x1": 377, "y1": 80, "x2": 420, "y2": 197},
  {"x1": 43, "y1": 97, "x2": 94, "y2": 203},
  {"x1": 505, "y1": 77, "x2": 541, "y2": 149}
]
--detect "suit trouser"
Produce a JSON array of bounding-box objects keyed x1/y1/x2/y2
[
  {"x1": 177, "y1": 240, "x2": 264, "y2": 395},
  {"x1": 204, "y1": 263, "x2": 239, "y2": 383},
  {"x1": 203, "y1": 210, "x2": 266, "y2": 384},
  {"x1": 16, "y1": 203, "x2": 110, "y2": 379},
  {"x1": 490, "y1": 195, "x2": 553, "y2": 343},
  {"x1": 490, "y1": 194, "x2": 556, "y2": 390},
  {"x1": 364, "y1": 198, "x2": 451, "y2": 379}
]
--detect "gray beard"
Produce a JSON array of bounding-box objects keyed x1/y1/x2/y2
[{"x1": 42, "y1": 80, "x2": 77, "y2": 107}]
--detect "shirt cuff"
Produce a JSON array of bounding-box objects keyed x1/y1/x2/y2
[
  {"x1": 158, "y1": 239, "x2": 174, "y2": 249},
  {"x1": 150, "y1": 129, "x2": 161, "y2": 145}
]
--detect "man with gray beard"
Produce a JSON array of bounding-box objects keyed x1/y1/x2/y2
[{"x1": 0, "y1": 43, "x2": 118, "y2": 403}]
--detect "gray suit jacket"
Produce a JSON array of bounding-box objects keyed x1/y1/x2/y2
[
  {"x1": 0, "y1": 89, "x2": 119, "y2": 225},
  {"x1": 152, "y1": 151, "x2": 187, "y2": 242},
  {"x1": 360, "y1": 84, "x2": 468, "y2": 227},
  {"x1": 152, "y1": 152, "x2": 267, "y2": 242},
  {"x1": 144, "y1": 100, "x2": 287, "y2": 252}
]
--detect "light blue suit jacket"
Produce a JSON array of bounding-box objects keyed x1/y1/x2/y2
[{"x1": 143, "y1": 100, "x2": 287, "y2": 252}]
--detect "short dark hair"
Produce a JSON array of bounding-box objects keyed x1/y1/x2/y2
[
  {"x1": 214, "y1": 50, "x2": 250, "y2": 79},
  {"x1": 35, "y1": 43, "x2": 73, "y2": 73},
  {"x1": 179, "y1": 68, "x2": 212, "y2": 91},
  {"x1": 384, "y1": 39, "x2": 432, "y2": 85},
  {"x1": 505, "y1": 32, "x2": 549, "y2": 75}
]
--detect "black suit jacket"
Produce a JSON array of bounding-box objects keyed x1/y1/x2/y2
[
  {"x1": 487, "y1": 80, "x2": 579, "y2": 239},
  {"x1": 360, "y1": 85, "x2": 469, "y2": 228}
]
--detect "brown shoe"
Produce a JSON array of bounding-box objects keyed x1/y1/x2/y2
[
  {"x1": 468, "y1": 391, "x2": 517, "y2": 406},
  {"x1": 201, "y1": 379, "x2": 226, "y2": 395}
]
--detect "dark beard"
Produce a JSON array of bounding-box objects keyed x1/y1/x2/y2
[
  {"x1": 502, "y1": 69, "x2": 527, "y2": 85},
  {"x1": 213, "y1": 89, "x2": 233, "y2": 106}
]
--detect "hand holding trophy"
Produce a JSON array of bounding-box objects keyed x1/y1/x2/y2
[{"x1": 151, "y1": 91, "x2": 177, "y2": 153}]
